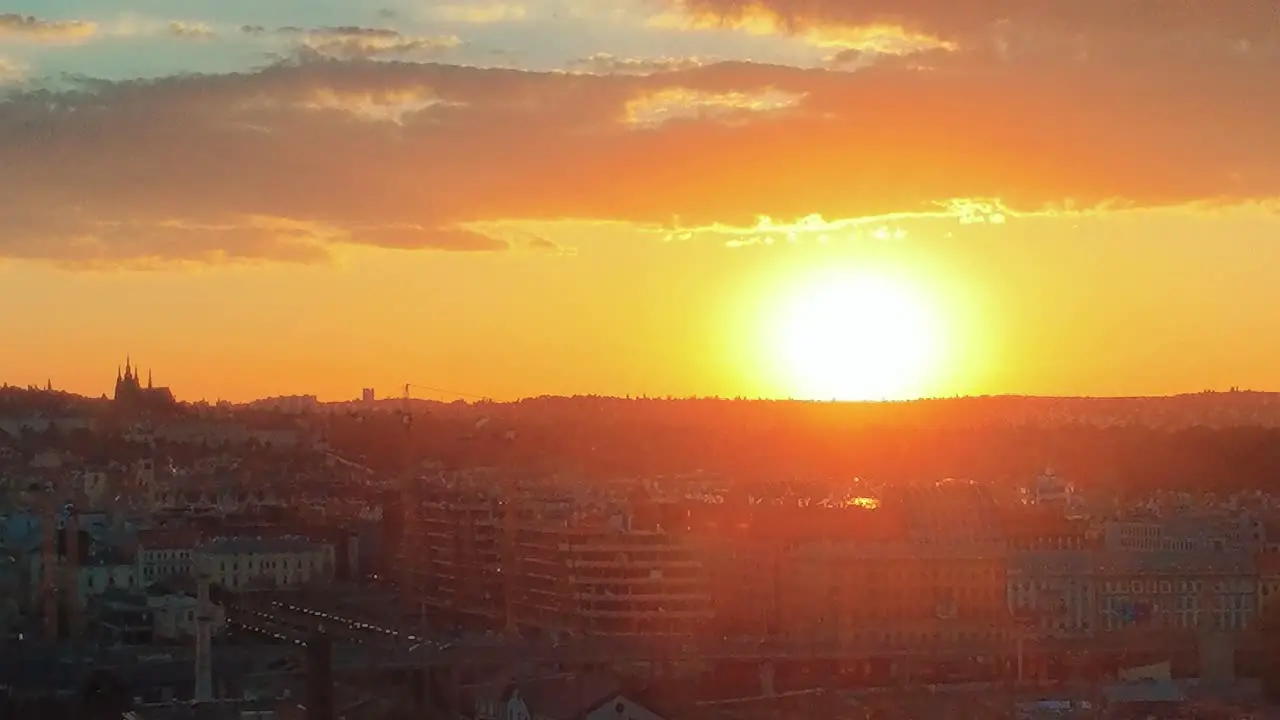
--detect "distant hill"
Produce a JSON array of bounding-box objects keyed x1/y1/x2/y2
[
  {"x1": 9, "y1": 385, "x2": 1280, "y2": 431},
  {"x1": 481, "y1": 390, "x2": 1280, "y2": 431}
]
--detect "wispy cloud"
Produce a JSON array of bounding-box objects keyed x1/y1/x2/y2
[
  {"x1": 167, "y1": 21, "x2": 215, "y2": 40},
  {"x1": 624, "y1": 86, "x2": 804, "y2": 128},
  {"x1": 242, "y1": 25, "x2": 461, "y2": 60},
  {"x1": 0, "y1": 13, "x2": 98, "y2": 43},
  {"x1": 649, "y1": 4, "x2": 954, "y2": 57},
  {"x1": 674, "y1": 200, "x2": 1013, "y2": 247},
  {"x1": 569, "y1": 53, "x2": 712, "y2": 76},
  {"x1": 0, "y1": 56, "x2": 26, "y2": 85}
]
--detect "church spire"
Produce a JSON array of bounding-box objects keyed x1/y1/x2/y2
[
  {"x1": 125, "y1": 355, "x2": 133, "y2": 380},
  {"x1": 148, "y1": 369, "x2": 153, "y2": 389}
]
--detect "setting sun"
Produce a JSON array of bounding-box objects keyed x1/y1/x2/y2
[{"x1": 771, "y1": 269, "x2": 944, "y2": 401}]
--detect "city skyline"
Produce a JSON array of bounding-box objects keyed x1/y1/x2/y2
[{"x1": 3, "y1": 2, "x2": 1280, "y2": 402}]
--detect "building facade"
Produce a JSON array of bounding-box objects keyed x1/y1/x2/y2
[
  {"x1": 1095, "y1": 552, "x2": 1256, "y2": 633},
  {"x1": 135, "y1": 528, "x2": 201, "y2": 585},
  {"x1": 193, "y1": 537, "x2": 335, "y2": 591},
  {"x1": 404, "y1": 479, "x2": 712, "y2": 639}
]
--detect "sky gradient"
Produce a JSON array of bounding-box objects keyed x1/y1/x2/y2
[{"x1": 2, "y1": 1, "x2": 1279, "y2": 402}]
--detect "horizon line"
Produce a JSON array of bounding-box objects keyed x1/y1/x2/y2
[{"x1": 3, "y1": 384, "x2": 1274, "y2": 407}]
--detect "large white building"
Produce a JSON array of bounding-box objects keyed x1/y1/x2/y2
[{"x1": 193, "y1": 536, "x2": 334, "y2": 591}]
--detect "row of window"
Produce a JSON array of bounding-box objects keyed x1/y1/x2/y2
[
  {"x1": 142, "y1": 550, "x2": 191, "y2": 560},
  {"x1": 1099, "y1": 579, "x2": 1258, "y2": 595},
  {"x1": 1101, "y1": 610, "x2": 1251, "y2": 631}
]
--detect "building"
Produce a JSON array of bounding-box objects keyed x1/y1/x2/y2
[
  {"x1": 135, "y1": 528, "x2": 202, "y2": 586},
  {"x1": 113, "y1": 357, "x2": 176, "y2": 413},
  {"x1": 1104, "y1": 515, "x2": 1264, "y2": 554},
  {"x1": 1022, "y1": 467, "x2": 1076, "y2": 508},
  {"x1": 1006, "y1": 550, "x2": 1095, "y2": 638},
  {"x1": 246, "y1": 395, "x2": 320, "y2": 414},
  {"x1": 698, "y1": 501, "x2": 780, "y2": 639},
  {"x1": 739, "y1": 481, "x2": 1011, "y2": 664},
  {"x1": 1002, "y1": 508, "x2": 1096, "y2": 638},
  {"x1": 404, "y1": 479, "x2": 712, "y2": 640},
  {"x1": 1095, "y1": 551, "x2": 1257, "y2": 633},
  {"x1": 193, "y1": 537, "x2": 335, "y2": 592},
  {"x1": 27, "y1": 550, "x2": 138, "y2": 608},
  {"x1": 1256, "y1": 551, "x2": 1280, "y2": 619},
  {"x1": 510, "y1": 503, "x2": 710, "y2": 639},
  {"x1": 148, "y1": 588, "x2": 226, "y2": 641}
]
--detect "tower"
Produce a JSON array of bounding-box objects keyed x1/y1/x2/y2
[{"x1": 194, "y1": 573, "x2": 214, "y2": 702}]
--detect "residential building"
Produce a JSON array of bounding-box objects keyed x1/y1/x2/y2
[
  {"x1": 1104, "y1": 515, "x2": 1264, "y2": 553},
  {"x1": 1006, "y1": 550, "x2": 1095, "y2": 638},
  {"x1": 28, "y1": 549, "x2": 138, "y2": 607},
  {"x1": 405, "y1": 480, "x2": 712, "y2": 640},
  {"x1": 772, "y1": 481, "x2": 1009, "y2": 653},
  {"x1": 1256, "y1": 552, "x2": 1280, "y2": 619},
  {"x1": 1002, "y1": 508, "x2": 1096, "y2": 638},
  {"x1": 193, "y1": 537, "x2": 335, "y2": 591},
  {"x1": 135, "y1": 527, "x2": 201, "y2": 585},
  {"x1": 1095, "y1": 552, "x2": 1257, "y2": 633}
]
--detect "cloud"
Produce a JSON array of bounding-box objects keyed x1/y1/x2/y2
[
  {"x1": 624, "y1": 86, "x2": 804, "y2": 127},
  {"x1": 0, "y1": 14, "x2": 97, "y2": 43},
  {"x1": 676, "y1": 200, "x2": 1009, "y2": 247},
  {"x1": 569, "y1": 53, "x2": 712, "y2": 76},
  {"x1": 656, "y1": 0, "x2": 1280, "y2": 42},
  {"x1": 0, "y1": 57, "x2": 25, "y2": 86},
  {"x1": 656, "y1": 1, "x2": 1280, "y2": 61},
  {"x1": 242, "y1": 25, "x2": 461, "y2": 61},
  {"x1": 1, "y1": 42, "x2": 1278, "y2": 267},
  {"x1": 168, "y1": 21, "x2": 215, "y2": 40},
  {"x1": 649, "y1": 4, "x2": 955, "y2": 56}
]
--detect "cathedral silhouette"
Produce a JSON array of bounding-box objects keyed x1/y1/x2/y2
[{"x1": 114, "y1": 356, "x2": 175, "y2": 413}]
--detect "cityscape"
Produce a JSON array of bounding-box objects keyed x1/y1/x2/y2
[
  {"x1": 6, "y1": 1, "x2": 1280, "y2": 719},
  {"x1": 4, "y1": 370, "x2": 1280, "y2": 718}
]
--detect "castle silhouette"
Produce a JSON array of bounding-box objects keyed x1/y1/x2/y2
[{"x1": 114, "y1": 356, "x2": 175, "y2": 412}]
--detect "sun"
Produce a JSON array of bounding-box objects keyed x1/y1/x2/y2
[{"x1": 770, "y1": 268, "x2": 944, "y2": 401}]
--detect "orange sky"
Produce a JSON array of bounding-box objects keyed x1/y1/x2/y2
[{"x1": 2, "y1": 1, "x2": 1279, "y2": 402}]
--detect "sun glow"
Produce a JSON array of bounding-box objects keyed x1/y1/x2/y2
[{"x1": 771, "y1": 269, "x2": 945, "y2": 401}]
